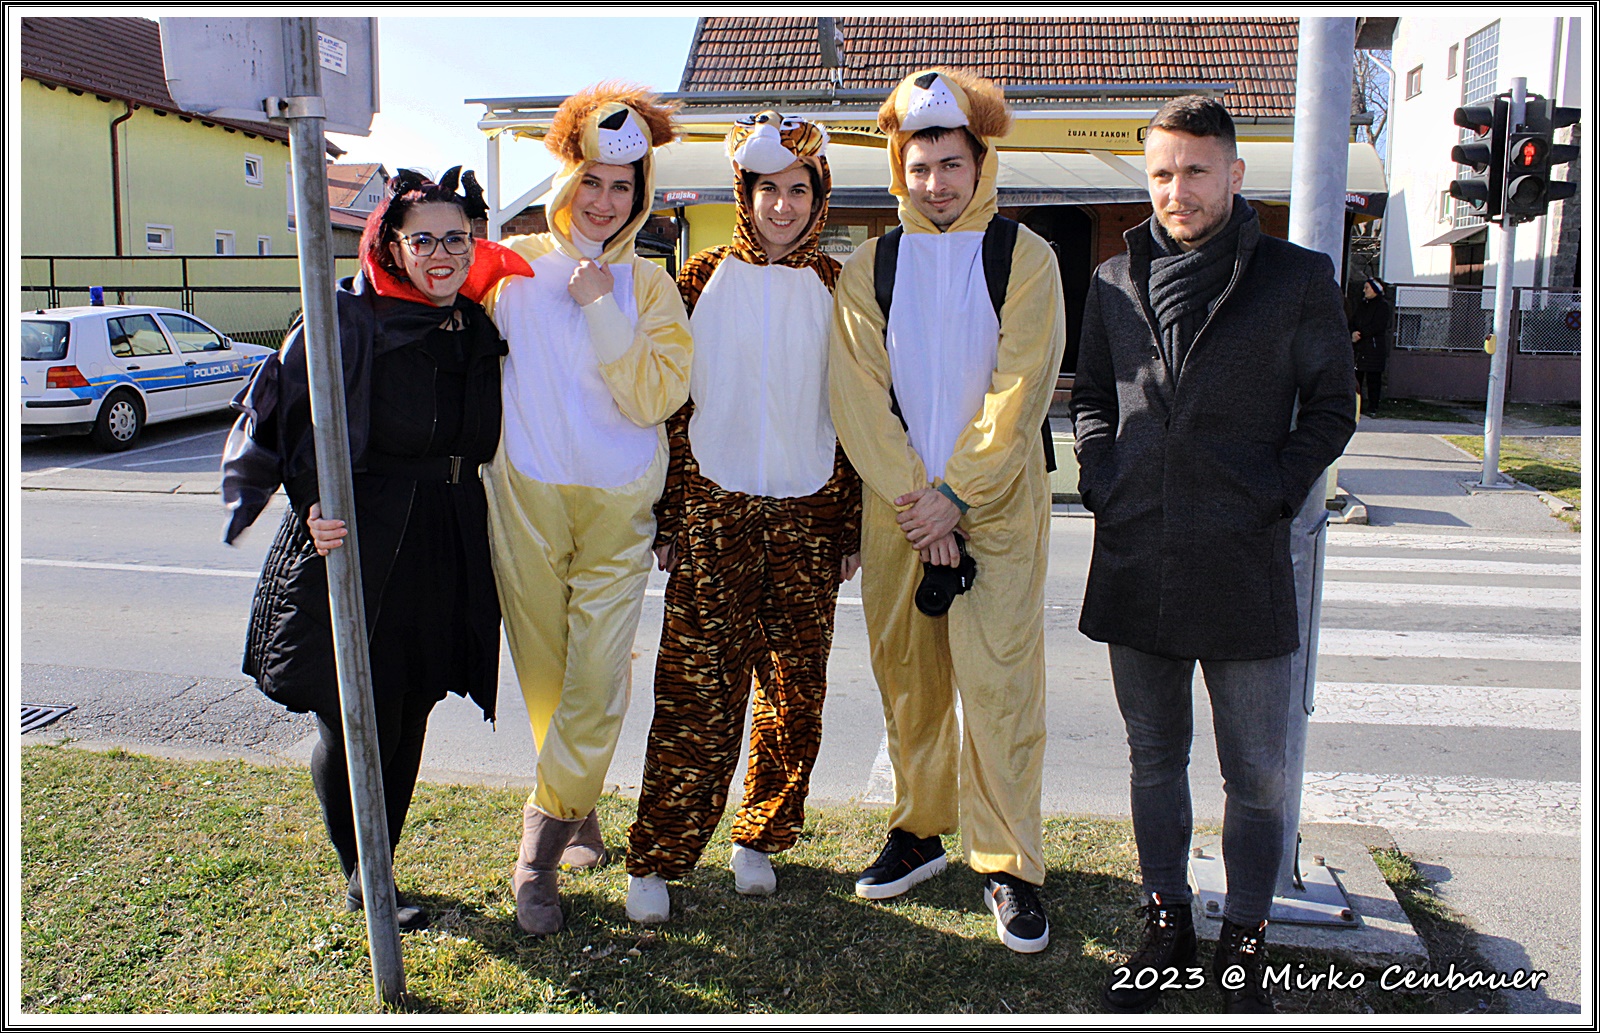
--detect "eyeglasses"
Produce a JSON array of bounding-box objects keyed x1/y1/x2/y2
[{"x1": 399, "y1": 231, "x2": 472, "y2": 257}]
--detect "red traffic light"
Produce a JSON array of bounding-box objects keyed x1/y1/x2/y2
[{"x1": 1512, "y1": 137, "x2": 1547, "y2": 168}]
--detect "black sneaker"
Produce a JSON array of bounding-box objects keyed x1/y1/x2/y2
[
  {"x1": 854, "y1": 828, "x2": 947, "y2": 900},
  {"x1": 983, "y1": 873, "x2": 1049, "y2": 953},
  {"x1": 1213, "y1": 917, "x2": 1274, "y2": 1014},
  {"x1": 1101, "y1": 893, "x2": 1199, "y2": 1013}
]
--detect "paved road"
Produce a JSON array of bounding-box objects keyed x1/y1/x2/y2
[{"x1": 16, "y1": 419, "x2": 1586, "y2": 1011}]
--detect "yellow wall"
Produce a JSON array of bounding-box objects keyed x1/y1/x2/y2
[
  {"x1": 21, "y1": 78, "x2": 297, "y2": 257},
  {"x1": 680, "y1": 203, "x2": 739, "y2": 257}
]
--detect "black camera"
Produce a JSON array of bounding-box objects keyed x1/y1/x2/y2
[{"x1": 915, "y1": 537, "x2": 977, "y2": 616}]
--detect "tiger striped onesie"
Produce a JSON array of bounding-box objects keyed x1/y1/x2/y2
[{"x1": 625, "y1": 130, "x2": 861, "y2": 880}]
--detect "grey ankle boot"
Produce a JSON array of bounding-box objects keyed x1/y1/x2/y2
[
  {"x1": 512, "y1": 804, "x2": 582, "y2": 936},
  {"x1": 561, "y1": 810, "x2": 609, "y2": 869}
]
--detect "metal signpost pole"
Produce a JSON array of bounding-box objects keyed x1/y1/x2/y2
[
  {"x1": 1481, "y1": 79, "x2": 1526, "y2": 488},
  {"x1": 1191, "y1": 16, "x2": 1358, "y2": 927},
  {"x1": 279, "y1": 16, "x2": 405, "y2": 1005}
]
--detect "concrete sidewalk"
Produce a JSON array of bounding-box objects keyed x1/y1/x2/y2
[{"x1": 1325, "y1": 417, "x2": 1585, "y2": 1014}]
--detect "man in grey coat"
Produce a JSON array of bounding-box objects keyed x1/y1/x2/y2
[{"x1": 1071, "y1": 96, "x2": 1357, "y2": 1014}]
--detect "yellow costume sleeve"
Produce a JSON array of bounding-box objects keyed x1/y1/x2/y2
[
  {"x1": 939, "y1": 229, "x2": 1066, "y2": 509},
  {"x1": 596, "y1": 258, "x2": 693, "y2": 428},
  {"x1": 828, "y1": 239, "x2": 928, "y2": 506}
]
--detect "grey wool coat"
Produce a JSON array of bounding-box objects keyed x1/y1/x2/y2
[{"x1": 1071, "y1": 210, "x2": 1358, "y2": 661}]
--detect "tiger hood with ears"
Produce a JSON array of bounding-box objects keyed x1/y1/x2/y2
[
  {"x1": 540, "y1": 82, "x2": 679, "y2": 263},
  {"x1": 724, "y1": 111, "x2": 833, "y2": 269},
  {"x1": 878, "y1": 68, "x2": 1012, "y2": 235}
]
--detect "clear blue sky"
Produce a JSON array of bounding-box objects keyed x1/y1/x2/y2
[{"x1": 326, "y1": 14, "x2": 700, "y2": 205}]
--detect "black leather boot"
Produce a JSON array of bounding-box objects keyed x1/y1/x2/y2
[
  {"x1": 1213, "y1": 917, "x2": 1274, "y2": 1013},
  {"x1": 1101, "y1": 892, "x2": 1199, "y2": 1012}
]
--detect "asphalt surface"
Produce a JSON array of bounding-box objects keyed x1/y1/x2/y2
[{"x1": 16, "y1": 410, "x2": 1589, "y2": 1013}]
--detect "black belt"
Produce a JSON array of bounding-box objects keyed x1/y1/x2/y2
[{"x1": 363, "y1": 452, "x2": 478, "y2": 483}]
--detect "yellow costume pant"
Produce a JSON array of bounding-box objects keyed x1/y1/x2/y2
[
  {"x1": 860, "y1": 452, "x2": 1050, "y2": 885},
  {"x1": 484, "y1": 448, "x2": 666, "y2": 820}
]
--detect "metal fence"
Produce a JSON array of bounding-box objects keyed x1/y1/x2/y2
[
  {"x1": 22, "y1": 255, "x2": 357, "y2": 348},
  {"x1": 1391, "y1": 283, "x2": 1581, "y2": 356}
]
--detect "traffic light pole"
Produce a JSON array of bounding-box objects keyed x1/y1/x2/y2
[{"x1": 1480, "y1": 78, "x2": 1525, "y2": 489}]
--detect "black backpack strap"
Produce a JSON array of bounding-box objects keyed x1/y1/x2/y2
[
  {"x1": 982, "y1": 216, "x2": 1057, "y2": 473},
  {"x1": 873, "y1": 226, "x2": 908, "y2": 430}
]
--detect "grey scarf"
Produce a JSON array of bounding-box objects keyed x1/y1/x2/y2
[{"x1": 1147, "y1": 196, "x2": 1255, "y2": 379}]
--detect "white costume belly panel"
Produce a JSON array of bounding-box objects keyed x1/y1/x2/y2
[
  {"x1": 884, "y1": 231, "x2": 1000, "y2": 481},
  {"x1": 688, "y1": 258, "x2": 836, "y2": 498},
  {"x1": 497, "y1": 252, "x2": 659, "y2": 488}
]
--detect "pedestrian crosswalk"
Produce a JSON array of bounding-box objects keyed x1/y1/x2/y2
[{"x1": 1301, "y1": 528, "x2": 1582, "y2": 837}]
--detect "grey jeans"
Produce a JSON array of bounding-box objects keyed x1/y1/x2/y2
[{"x1": 1109, "y1": 643, "x2": 1292, "y2": 926}]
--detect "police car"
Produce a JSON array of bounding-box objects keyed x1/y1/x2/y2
[{"x1": 20, "y1": 305, "x2": 274, "y2": 451}]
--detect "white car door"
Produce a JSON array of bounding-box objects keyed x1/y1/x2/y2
[
  {"x1": 104, "y1": 312, "x2": 186, "y2": 421},
  {"x1": 155, "y1": 311, "x2": 251, "y2": 413}
]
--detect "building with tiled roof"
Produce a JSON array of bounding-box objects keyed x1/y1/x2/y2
[
  {"x1": 19, "y1": 16, "x2": 340, "y2": 258},
  {"x1": 679, "y1": 16, "x2": 1300, "y2": 117}
]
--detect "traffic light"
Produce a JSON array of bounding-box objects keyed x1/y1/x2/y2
[
  {"x1": 1503, "y1": 96, "x2": 1581, "y2": 222},
  {"x1": 1450, "y1": 99, "x2": 1507, "y2": 221}
]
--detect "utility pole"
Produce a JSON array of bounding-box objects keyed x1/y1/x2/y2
[{"x1": 1481, "y1": 78, "x2": 1526, "y2": 488}]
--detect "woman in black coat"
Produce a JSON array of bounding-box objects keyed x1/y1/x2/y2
[
  {"x1": 1350, "y1": 277, "x2": 1392, "y2": 414},
  {"x1": 222, "y1": 167, "x2": 531, "y2": 930}
]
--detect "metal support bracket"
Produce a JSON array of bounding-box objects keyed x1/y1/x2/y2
[
  {"x1": 264, "y1": 95, "x2": 328, "y2": 121},
  {"x1": 1190, "y1": 838, "x2": 1359, "y2": 928}
]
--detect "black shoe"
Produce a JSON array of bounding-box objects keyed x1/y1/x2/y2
[
  {"x1": 984, "y1": 873, "x2": 1049, "y2": 953},
  {"x1": 346, "y1": 872, "x2": 430, "y2": 932},
  {"x1": 854, "y1": 828, "x2": 947, "y2": 900},
  {"x1": 1101, "y1": 892, "x2": 1199, "y2": 1012},
  {"x1": 1213, "y1": 917, "x2": 1274, "y2": 1014}
]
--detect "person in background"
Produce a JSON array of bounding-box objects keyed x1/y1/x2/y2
[
  {"x1": 623, "y1": 111, "x2": 861, "y2": 924},
  {"x1": 478, "y1": 82, "x2": 692, "y2": 938},
  {"x1": 223, "y1": 167, "x2": 531, "y2": 932},
  {"x1": 1350, "y1": 276, "x2": 1392, "y2": 415}
]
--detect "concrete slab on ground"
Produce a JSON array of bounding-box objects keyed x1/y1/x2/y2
[{"x1": 1188, "y1": 824, "x2": 1426, "y2": 965}]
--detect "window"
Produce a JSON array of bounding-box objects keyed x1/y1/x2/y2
[
  {"x1": 257, "y1": 236, "x2": 272, "y2": 256},
  {"x1": 107, "y1": 314, "x2": 173, "y2": 358},
  {"x1": 1447, "y1": 44, "x2": 1459, "y2": 79},
  {"x1": 244, "y1": 154, "x2": 264, "y2": 186},
  {"x1": 157, "y1": 312, "x2": 226, "y2": 353},
  {"x1": 21, "y1": 321, "x2": 70, "y2": 361},
  {"x1": 366, "y1": 192, "x2": 380, "y2": 205},
  {"x1": 1405, "y1": 66, "x2": 1422, "y2": 99},
  {"x1": 1455, "y1": 22, "x2": 1501, "y2": 228},
  {"x1": 145, "y1": 225, "x2": 173, "y2": 252},
  {"x1": 1439, "y1": 190, "x2": 1452, "y2": 223},
  {"x1": 286, "y1": 162, "x2": 296, "y2": 232},
  {"x1": 214, "y1": 231, "x2": 235, "y2": 256}
]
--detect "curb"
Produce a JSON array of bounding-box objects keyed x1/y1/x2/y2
[{"x1": 1327, "y1": 491, "x2": 1368, "y2": 525}]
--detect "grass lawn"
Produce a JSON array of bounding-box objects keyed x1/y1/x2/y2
[
  {"x1": 1443, "y1": 435, "x2": 1582, "y2": 514},
  {"x1": 1371, "y1": 399, "x2": 1582, "y2": 428},
  {"x1": 21, "y1": 745, "x2": 1490, "y2": 1015}
]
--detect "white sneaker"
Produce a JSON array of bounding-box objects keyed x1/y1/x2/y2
[
  {"x1": 730, "y1": 844, "x2": 777, "y2": 896},
  {"x1": 625, "y1": 874, "x2": 670, "y2": 923}
]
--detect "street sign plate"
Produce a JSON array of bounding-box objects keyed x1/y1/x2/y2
[{"x1": 159, "y1": 17, "x2": 378, "y2": 136}]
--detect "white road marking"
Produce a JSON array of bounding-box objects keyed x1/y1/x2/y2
[
  {"x1": 1321, "y1": 581, "x2": 1580, "y2": 609},
  {"x1": 1299, "y1": 771, "x2": 1580, "y2": 836},
  {"x1": 22, "y1": 558, "x2": 257, "y2": 579},
  {"x1": 1326, "y1": 530, "x2": 1581, "y2": 555},
  {"x1": 1325, "y1": 555, "x2": 1580, "y2": 578},
  {"x1": 123, "y1": 451, "x2": 224, "y2": 468},
  {"x1": 1310, "y1": 682, "x2": 1579, "y2": 731},
  {"x1": 1318, "y1": 629, "x2": 1581, "y2": 664},
  {"x1": 23, "y1": 427, "x2": 225, "y2": 477}
]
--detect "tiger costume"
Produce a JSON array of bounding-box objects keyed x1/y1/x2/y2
[{"x1": 624, "y1": 113, "x2": 862, "y2": 919}]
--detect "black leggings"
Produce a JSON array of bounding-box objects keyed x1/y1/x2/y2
[{"x1": 310, "y1": 692, "x2": 437, "y2": 879}]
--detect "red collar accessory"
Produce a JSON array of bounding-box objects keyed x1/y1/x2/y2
[{"x1": 362, "y1": 238, "x2": 534, "y2": 306}]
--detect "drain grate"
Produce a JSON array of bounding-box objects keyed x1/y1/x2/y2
[{"x1": 21, "y1": 703, "x2": 77, "y2": 734}]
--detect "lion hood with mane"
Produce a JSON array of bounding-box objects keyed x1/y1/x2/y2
[
  {"x1": 540, "y1": 82, "x2": 678, "y2": 263},
  {"x1": 878, "y1": 68, "x2": 1012, "y2": 235}
]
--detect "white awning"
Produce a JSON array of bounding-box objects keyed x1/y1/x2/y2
[{"x1": 628, "y1": 139, "x2": 1389, "y2": 210}]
